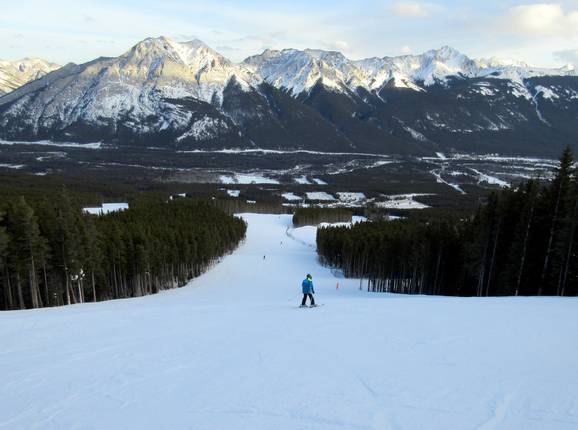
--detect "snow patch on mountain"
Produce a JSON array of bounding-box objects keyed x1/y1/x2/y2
[
  {"x1": 534, "y1": 85, "x2": 560, "y2": 101},
  {"x1": 177, "y1": 117, "x2": 229, "y2": 142}
]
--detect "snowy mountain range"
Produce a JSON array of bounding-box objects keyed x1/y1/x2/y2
[
  {"x1": 0, "y1": 58, "x2": 60, "y2": 96},
  {"x1": 0, "y1": 37, "x2": 577, "y2": 156}
]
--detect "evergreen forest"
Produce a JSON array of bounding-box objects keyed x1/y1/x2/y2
[
  {"x1": 317, "y1": 148, "x2": 578, "y2": 297},
  {"x1": 0, "y1": 194, "x2": 246, "y2": 310}
]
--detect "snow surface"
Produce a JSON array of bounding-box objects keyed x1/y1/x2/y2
[
  {"x1": 0, "y1": 139, "x2": 102, "y2": 149},
  {"x1": 431, "y1": 169, "x2": 467, "y2": 194},
  {"x1": 83, "y1": 203, "x2": 129, "y2": 216},
  {"x1": 0, "y1": 58, "x2": 60, "y2": 96},
  {"x1": 1, "y1": 214, "x2": 578, "y2": 430},
  {"x1": 469, "y1": 168, "x2": 511, "y2": 188},
  {"x1": 281, "y1": 192, "x2": 303, "y2": 201},
  {"x1": 294, "y1": 175, "x2": 312, "y2": 185},
  {"x1": 181, "y1": 148, "x2": 389, "y2": 158},
  {"x1": 306, "y1": 192, "x2": 336, "y2": 201},
  {"x1": 219, "y1": 174, "x2": 279, "y2": 185},
  {"x1": 3, "y1": 38, "x2": 575, "y2": 144},
  {"x1": 377, "y1": 194, "x2": 431, "y2": 210},
  {"x1": 337, "y1": 192, "x2": 366, "y2": 203},
  {"x1": 226, "y1": 190, "x2": 241, "y2": 197},
  {"x1": 0, "y1": 163, "x2": 24, "y2": 169}
]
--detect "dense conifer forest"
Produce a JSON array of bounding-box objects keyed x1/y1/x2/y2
[
  {"x1": 292, "y1": 208, "x2": 353, "y2": 227},
  {"x1": 317, "y1": 148, "x2": 578, "y2": 297},
  {"x1": 0, "y1": 194, "x2": 246, "y2": 310}
]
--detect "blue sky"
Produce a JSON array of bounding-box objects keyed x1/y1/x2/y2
[{"x1": 1, "y1": 0, "x2": 577, "y2": 67}]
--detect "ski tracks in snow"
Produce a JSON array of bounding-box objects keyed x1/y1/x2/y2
[{"x1": 1, "y1": 215, "x2": 578, "y2": 429}]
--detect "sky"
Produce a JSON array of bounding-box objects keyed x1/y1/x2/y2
[{"x1": 1, "y1": 0, "x2": 577, "y2": 68}]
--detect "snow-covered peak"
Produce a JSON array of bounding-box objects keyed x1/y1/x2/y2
[
  {"x1": 101, "y1": 36, "x2": 257, "y2": 103},
  {"x1": 477, "y1": 57, "x2": 531, "y2": 69},
  {"x1": 0, "y1": 58, "x2": 60, "y2": 96},
  {"x1": 474, "y1": 56, "x2": 576, "y2": 85},
  {"x1": 4, "y1": 38, "x2": 577, "y2": 104},
  {"x1": 244, "y1": 48, "x2": 362, "y2": 95},
  {"x1": 120, "y1": 37, "x2": 234, "y2": 78},
  {"x1": 246, "y1": 44, "x2": 577, "y2": 95},
  {"x1": 364, "y1": 46, "x2": 479, "y2": 87}
]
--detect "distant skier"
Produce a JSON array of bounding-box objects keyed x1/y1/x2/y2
[{"x1": 300, "y1": 274, "x2": 316, "y2": 307}]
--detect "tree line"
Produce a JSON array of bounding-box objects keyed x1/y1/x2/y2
[
  {"x1": 293, "y1": 208, "x2": 353, "y2": 227},
  {"x1": 0, "y1": 194, "x2": 246, "y2": 310},
  {"x1": 317, "y1": 147, "x2": 578, "y2": 297}
]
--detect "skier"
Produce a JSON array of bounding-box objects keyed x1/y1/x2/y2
[{"x1": 300, "y1": 274, "x2": 316, "y2": 307}]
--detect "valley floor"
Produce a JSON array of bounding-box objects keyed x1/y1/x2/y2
[{"x1": 0, "y1": 214, "x2": 577, "y2": 429}]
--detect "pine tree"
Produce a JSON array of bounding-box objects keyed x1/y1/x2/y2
[
  {"x1": 80, "y1": 216, "x2": 104, "y2": 302},
  {"x1": 54, "y1": 189, "x2": 84, "y2": 305},
  {"x1": 558, "y1": 164, "x2": 578, "y2": 296},
  {"x1": 512, "y1": 180, "x2": 540, "y2": 296},
  {"x1": 0, "y1": 214, "x2": 7, "y2": 268},
  {"x1": 0, "y1": 212, "x2": 10, "y2": 309},
  {"x1": 540, "y1": 146, "x2": 574, "y2": 295},
  {"x1": 5, "y1": 197, "x2": 47, "y2": 309}
]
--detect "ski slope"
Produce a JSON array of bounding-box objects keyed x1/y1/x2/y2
[{"x1": 1, "y1": 214, "x2": 578, "y2": 429}]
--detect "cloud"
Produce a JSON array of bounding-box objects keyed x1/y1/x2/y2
[
  {"x1": 390, "y1": 2, "x2": 441, "y2": 18},
  {"x1": 216, "y1": 45, "x2": 241, "y2": 53},
  {"x1": 502, "y1": 4, "x2": 578, "y2": 38},
  {"x1": 400, "y1": 46, "x2": 412, "y2": 55},
  {"x1": 554, "y1": 49, "x2": 578, "y2": 67},
  {"x1": 333, "y1": 40, "x2": 350, "y2": 51}
]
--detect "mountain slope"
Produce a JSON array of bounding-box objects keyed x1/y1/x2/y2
[
  {"x1": 0, "y1": 58, "x2": 60, "y2": 96},
  {"x1": 0, "y1": 37, "x2": 576, "y2": 155},
  {"x1": 1, "y1": 214, "x2": 577, "y2": 429}
]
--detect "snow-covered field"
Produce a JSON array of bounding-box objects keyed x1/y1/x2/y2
[
  {"x1": 376, "y1": 194, "x2": 432, "y2": 210},
  {"x1": 0, "y1": 139, "x2": 103, "y2": 149},
  {"x1": 1, "y1": 214, "x2": 577, "y2": 429},
  {"x1": 294, "y1": 175, "x2": 312, "y2": 185},
  {"x1": 0, "y1": 163, "x2": 24, "y2": 169},
  {"x1": 337, "y1": 192, "x2": 366, "y2": 203},
  {"x1": 281, "y1": 192, "x2": 302, "y2": 201},
  {"x1": 83, "y1": 203, "x2": 129, "y2": 216},
  {"x1": 219, "y1": 174, "x2": 279, "y2": 185},
  {"x1": 306, "y1": 192, "x2": 336, "y2": 201}
]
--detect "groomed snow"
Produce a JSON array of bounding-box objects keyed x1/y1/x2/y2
[{"x1": 1, "y1": 214, "x2": 577, "y2": 430}]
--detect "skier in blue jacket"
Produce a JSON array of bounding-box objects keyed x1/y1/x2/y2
[{"x1": 301, "y1": 274, "x2": 316, "y2": 307}]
